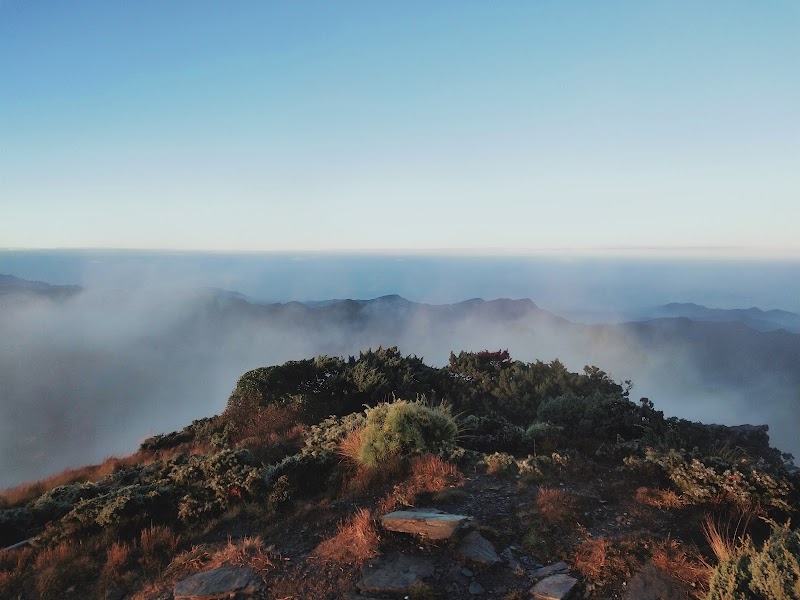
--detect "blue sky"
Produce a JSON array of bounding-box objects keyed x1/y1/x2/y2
[{"x1": 2, "y1": 1, "x2": 798, "y2": 254}]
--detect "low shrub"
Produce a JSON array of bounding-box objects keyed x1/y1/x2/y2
[
  {"x1": 483, "y1": 452, "x2": 518, "y2": 476},
  {"x1": 358, "y1": 400, "x2": 458, "y2": 467},
  {"x1": 706, "y1": 521, "x2": 800, "y2": 600}
]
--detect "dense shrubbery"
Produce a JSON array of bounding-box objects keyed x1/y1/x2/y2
[
  {"x1": 706, "y1": 521, "x2": 800, "y2": 600},
  {"x1": 627, "y1": 448, "x2": 794, "y2": 513}
]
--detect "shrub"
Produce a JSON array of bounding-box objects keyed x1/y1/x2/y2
[
  {"x1": 706, "y1": 521, "x2": 800, "y2": 600},
  {"x1": 358, "y1": 400, "x2": 458, "y2": 467},
  {"x1": 535, "y1": 391, "x2": 642, "y2": 445},
  {"x1": 483, "y1": 452, "x2": 518, "y2": 476},
  {"x1": 642, "y1": 449, "x2": 792, "y2": 512},
  {"x1": 459, "y1": 414, "x2": 527, "y2": 454}
]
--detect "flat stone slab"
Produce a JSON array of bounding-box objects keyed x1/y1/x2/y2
[
  {"x1": 529, "y1": 561, "x2": 569, "y2": 579},
  {"x1": 357, "y1": 552, "x2": 436, "y2": 593},
  {"x1": 380, "y1": 508, "x2": 471, "y2": 540},
  {"x1": 174, "y1": 566, "x2": 263, "y2": 600},
  {"x1": 457, "y1": 531, "x2": 502, "y2": 565},
  {"x1": 622, "y1": 561, "x2": 692, "y2": 600},
  {"x1": 530, "y1": 574, "x2": 578, "y2": 600}
]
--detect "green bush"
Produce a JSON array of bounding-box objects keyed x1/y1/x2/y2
[
  {"x1": 459, "y1": 414, "x2": 527, "y2": 454},
  {"x1": 358, "y1": 400, "x2": 459, "y2": 467},
  {"x1": 706, "y1": 522, "x2": 800, "y2": 600},
  {"x1": 640, "y1": 449, "x2": 792, "y2": 512}
]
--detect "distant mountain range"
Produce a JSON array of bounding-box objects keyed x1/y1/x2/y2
[
  {"x1": 0, "y1": 274, "x2": 82, "y2": 301},
  {"x1": 640, "y1": 302, "x2": 800, "y2": 333}
]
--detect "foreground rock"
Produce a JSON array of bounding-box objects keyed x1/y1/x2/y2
[
  {"x1": 174, "y1": 567, "x2": 263, "y2": 600},
  {"x1": 357, "y1": 552, "x2": 436, "y2": 593},
  {"x1": 380, "y1": 508, "x2": 471, "y2": 539},
  {"x1": 457, "y1": 531, "x2": 502, "y2": 565},
  {"x1": 622, "y1": 561, "x2": 692, "y2": 600},
  {"x1": 530, "y1": 573, "x2": 578, "y2": 600}
]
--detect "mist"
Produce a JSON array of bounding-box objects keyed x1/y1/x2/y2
[{"x1": 2, "y1": 252, "x2": 799, "y2": 488}]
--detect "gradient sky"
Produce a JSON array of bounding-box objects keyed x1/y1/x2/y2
[{"x1": 2, "y1": 1, "x2": 798, "y2": 254}]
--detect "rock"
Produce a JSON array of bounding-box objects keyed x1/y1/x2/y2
[
  {"x1": 529, "y1": 561, "x2": 569, "y2": 579},
  {"x1": 457, "y1": 531, "x2": 501, "y2": 565},
  {"x1": 357, "y1": 552, "x2": 436, "y2": 594},
  {"x1": 173, "y1": 567, "x2": 262, "y2": 600},
  {"x1": 530, "y1": 574, "x2": 578, "y2": 600},
  {"x1": 501, "y1": 547, "x2": 522, "y2": 570},
  {"x1": 468, "y1": 580, "x2": 486, "y2": 595},
  {"x1": 461, "y1": 567, "x2": 475, "y2": 577},
  {"x1": 104, "y1": 589, "x2": 126, "y2": 600},
  {"x1": 380, "y1": 508, "x2": 471, "y2": 540},
  {"x1": 622, "y1": 561, "x2": 692, "y2": 600}
]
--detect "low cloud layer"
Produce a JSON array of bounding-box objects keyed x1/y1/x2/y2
[{"x1": 2, "y1": 282, "x2": 798, "y2": 489}]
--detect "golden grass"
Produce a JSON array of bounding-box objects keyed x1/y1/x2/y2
[
  {"x1": 337, "y1": 426, "x2": 366, "y2": 465},
  {"x1": 313, "y1": 508, "x2": 380, "y2": 564},
  {"x1": 635, "y1": 486, "x2": 686, "y2": 509},
  {"x1": 651, "y1": 537, "x2": 709, "y2": 597},
  {"x1": 536, "y1": 487, "x2": 580, "y2": 526},
  {"x1": 33, "y1": 541, "x2": 97, "y2": 599},
  {"x1": 572, "y1": 535, "x2": 639, "y2": 591},
  {"x1": 140, "y1": 524, "x2": 182, "y2": 576}
]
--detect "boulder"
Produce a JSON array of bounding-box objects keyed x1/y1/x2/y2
[
  {"x1": 173, "y1": 567, "x2": 262, "y2": 600},
  {"x1": 622, "y1": 561, "x2": 692, "y2": 600},
  {"x1": 380, "y1": 508, "x2": 471, "y2": 540},
  {"x1": 530, "y1": 573, "x2": 578, "y2": 600},
  {"x1": 457, "y1": 531, "x2": 502, "y2": 565},
  {"x1": 357, "y1": 552, "x2": 436, "y2": 594}
]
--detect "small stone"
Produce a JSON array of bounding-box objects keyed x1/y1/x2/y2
[
  {"x1": 461, "y1": 567, "x2": 475, "y2": 577},
  {"x1": 530, "y1": 574, "x2": 578, "y2": 600},
  {"x1": 529, "y1": 561, "x2": 569, "y2": 579},
  {"x1": 468, "y1": 581, "x2": 486, "y2": 595},
  {"x1": 457, "y1": 531, "x2": 502, "y2": 565}
]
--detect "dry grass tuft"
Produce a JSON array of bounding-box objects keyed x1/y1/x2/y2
[
  {"x1": 207, "y1": 536, "x2": 276, "y2": 574},
  {"x1": 536, "y1": 487, "x2": 580, "y2": 526},
  {"x1": 313, "y1": 508, "x2": 380, "y2": 564},
  {"x1": 34, "y1": 541, "x2": 97, "y2": 599},
  {"x1": 140, "y1": 524, "x2": 182, "y2": 576},
  {"x1": 651, "y1": 536, "x2": 709, "y2": 596},
  {"x1": 701, "y1": 512, "x2": 754, "y2": 565},
  {"x1": 338, "y1": 426, "x2": 366, "y2": 465},
  {"x1": 389, "y1": 454, "x2": 464, "y2": 508},
  {"x1": 100, "y1": 541, "x2": 135, "y2": 590},
  {"x1": 635, "y1": 486, "x2": 686, "y2": 509},
  {"x1": 572, "y1": 536, "x2": 640, "y2": 591}
]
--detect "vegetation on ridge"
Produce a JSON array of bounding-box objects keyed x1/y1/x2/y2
[{"x1": 0, "y1": 346, "x2": 797, "y2": 599}]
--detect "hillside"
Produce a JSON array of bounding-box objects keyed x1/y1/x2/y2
[{"x1": 1, "y1": 348, "x2": 798, "y2": 600}]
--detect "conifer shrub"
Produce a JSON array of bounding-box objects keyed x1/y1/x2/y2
[
  {"x1": 459, "y1": 414, "x2": 527, "y2": 453},
  {"x1": 357, "y1": 400, "x2": 458, "y2": 467},
  {"x1": 635, "y1": 449, "x2": 793, "y2": 512},
  {"x1": 706, "y1": 521, "x2": 800, "y2": 600}
]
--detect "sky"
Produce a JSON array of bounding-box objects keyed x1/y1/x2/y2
[{"x1": 1, "y1": 1, "x2": 799, "y2": 255}]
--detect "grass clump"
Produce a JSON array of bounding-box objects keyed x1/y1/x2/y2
[{"x1": 358, "y1": 399, "x2": 458, "y2": 467}]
